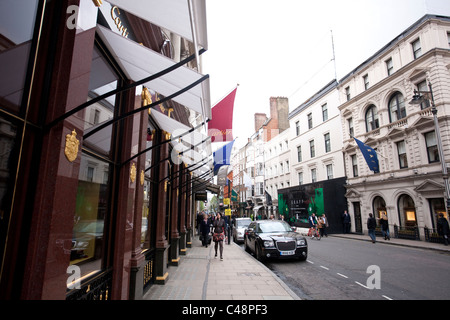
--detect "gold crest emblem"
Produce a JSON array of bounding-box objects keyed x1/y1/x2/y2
[
  {"x1": 130, "y1": 163, "x2": 137, "y2": 183},
  {"x1": 65, "y1": 129, "x2": 79, "y2": 162}
]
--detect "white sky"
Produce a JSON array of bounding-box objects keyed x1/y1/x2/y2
[{"x1": 203, "y1": 0, "x2": 450, "y2": 149}]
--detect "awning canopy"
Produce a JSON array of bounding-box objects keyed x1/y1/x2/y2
[
  {"x1": 97, "y1": 25, "x2": 211, "y2": 119},
  {"x1": 150, "y1": 109, "x2": 212, "y2": 173},
  {"x1": 106, "y1": 0, "x2": 208, "y2": 50}
]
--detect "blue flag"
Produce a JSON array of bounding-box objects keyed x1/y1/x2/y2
[
  {"x1": 213, "y1": 140, "x2": 235, "y2": 175},
  {"x1": 354, "y1": 138, "x2": 379, "y2": 173}
]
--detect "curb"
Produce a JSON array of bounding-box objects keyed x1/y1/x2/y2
[{"x1": 231, "y1": 242, "x2": 301, "y2": 300}]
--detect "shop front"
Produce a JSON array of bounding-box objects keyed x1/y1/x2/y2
[{"x1": 0, "y1": 0, "x2": 211, "y2": 300}]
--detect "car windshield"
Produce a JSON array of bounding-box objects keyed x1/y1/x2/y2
[
  {"x1": 236, "y1": 219, "x2": 251, "y2": 227},
  {"x1": 259, "y1": 221, "x2": 291, "y2": 233}
]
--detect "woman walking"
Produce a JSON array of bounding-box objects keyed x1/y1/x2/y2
[{"x1": 212, "y1": 212, "x2": 226, "y2": 260}]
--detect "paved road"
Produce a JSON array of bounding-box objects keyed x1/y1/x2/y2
[{"x1": 247, "y1": 236, "x2": 450, "y2": 300}]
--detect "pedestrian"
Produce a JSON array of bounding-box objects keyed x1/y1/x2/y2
[
  {"x1": 308, "y1": 213, "x2": 318, "y2": 238},
  {"x1": 367, "y1": 213, "x2": 377, "y2": 243},
  {"x1": 318, "y1": 214, "x2": 329, "y2": 238},
  {"x1": 342, "y1": 210, "x2": 351, "y2": 234},
  {"x1": 380, "y1": 213, "x2": 390, "y2": 240},
  {"x1": 200, "y1": 214, "x2": 211, "y2": 247},
  {"x1": 212, "y1": 212, "x2": 226, "y2": 260},
  {"x1": 437, "y1": 213, "x2": 450, "y2": 246}
]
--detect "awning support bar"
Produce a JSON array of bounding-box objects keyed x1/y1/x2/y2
[{"x1": 44, "y1": 48, "x2": 206, "y2": 130}]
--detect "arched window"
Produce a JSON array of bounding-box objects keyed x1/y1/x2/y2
[
  {"x1": 388, "y1": 92, "x2": 406, "y2": 122},
  {"x1": 372, "y1": 196, "x2": 387, "y2": 224},
  {"x1": 398, "y1": 194, "x2": 416, "y2": 227},
  {"x1": 365, "y1": 105, "x2": 379, "y2": 132}
]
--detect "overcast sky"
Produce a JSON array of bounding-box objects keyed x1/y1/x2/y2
[{"x1": 203, "y1": 0, "x2": 450, "y2": 149}]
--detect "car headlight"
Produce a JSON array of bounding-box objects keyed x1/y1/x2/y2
[
  {"x1": 296, "y1": 239, "x2": 306, "y2": 246},
  {"x1": 263, "y1": 240, "x2": 275, "y2": 248}
]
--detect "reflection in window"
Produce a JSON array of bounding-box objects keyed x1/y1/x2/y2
[
  {"x1": 388, "y1": 92, "x2": 406, "y2": 123},
  {"x1": 70, "y1": 46, "x2": 119, "y2": 278},
  {"x1": 0, "y1": 0, "x2": 39, "y2": 113},
  {"x1": 365, "y1": 105, "x2": 379, "y2": 132},
  {"x1": 141, "y1": 120, "x2": 155, "y2": 250},
  {"x1": 425, "y1": 131, "x2": 439, "y2": 163}
]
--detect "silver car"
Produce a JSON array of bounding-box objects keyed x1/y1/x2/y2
[{"x1": 232, "y1": 217, "x2": 252, "y2": 243}]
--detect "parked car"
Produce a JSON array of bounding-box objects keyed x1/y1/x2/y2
[
  {"x1": 232, "y1": 217, "x2": 252, "y2": 243},
  {"x1": 244, "y1": 220, "x2": 307, "y2": 261}
]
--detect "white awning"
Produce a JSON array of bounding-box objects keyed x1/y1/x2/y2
[
  {"x1": 150, "y1": 109, "x2": 212, "y2": 168},
  {"x1": 106, "y1": 0, "x2": 208, "y2": 50},
  {"x1": 97, "y1": 25, "x2": 211, "y2": 119}
]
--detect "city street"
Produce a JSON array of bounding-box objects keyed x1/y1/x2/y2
[{"x1": 242, "y1": 236, "x2": 450, "y2": 300}]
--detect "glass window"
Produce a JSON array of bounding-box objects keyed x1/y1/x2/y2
[
  {"x1": 388, "y1": 92, "x2": 406, "y2": 123},
  {"x1": 398, "y1": 194, "x2": 416, "y2": 227},
  {"x1": 309, "y1": 140, "x2": 315, "y2": 158},
  {"x1": 425, "y1": 131, "x2": 439, "y2": 163},
  {"x1": 363, "y1": 74, "x2": 369, "y2": 90},
  {"x1": 345, "y1": 86, "x2": 351, "y2": 101},
  {"x1": 297, "y1": 145, "x2": 302, "y2": 162},
  {"x1": 397, "y1": 140, "x2": 408, "y2": 169},
  {"x1": 322, "y1": 104, "x2": 328, "y2": 122},
  {"x1": 70, "y1": 46, "x2": 119, "y2": 278},
  {"x1": 298, "y1": 172, "x2": 303, "y2": 185},
  {"x1": 351, "y1": 154, "x2": 358, "y2": 177},
  {"x1": 386, "y1": 58, "x2": 394, "y2": 76},
  {"x1": 324, "y1": 133, "x2": 331, "y2": 153},
  {"x1": 417, "y1": 81, "x2": 430, "y2": 110},
  {"x1": 307, "y1": 113, "x2": 313, "y2": 129},
  {"x1": 326, "y1": 164, "x2": 333, "y2": 180},
  {"x1": 348, "y1": 118, "x2": 354, "y2": 138},
  {"x1": 0, "y1": 0, "x2": 40, "y2": 114},
  {"x1": 295, "y1": 121, "x2": 300, "y2": 136},
  {"x1": 311, "y1": 168, "x2": 317, "y2": 183},
  {"x1": 365, "y1": 105, "x2": 379, "y2": 132},
  {"x1": 412, "y1": 38, "x2": 422, "y2": 59}
]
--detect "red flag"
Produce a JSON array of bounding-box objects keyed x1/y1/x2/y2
[{"x1": 208, "y1": 87, "x2": 237, "y2": 143}]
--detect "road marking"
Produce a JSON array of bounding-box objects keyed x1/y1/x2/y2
[
  {"x1": 337, "y1": 273, "x2": 348, "y2": 279},
  {"x1": 306, "y1": 260, "x2": 314, "y2": 264},
  {"x1": 355, "y1": 281, "x2": 370, "y2": 289},
  {"x1": 382, "y1": 295, "x2": 393, "y2": 300},
  {"x1": 320, "y1": 266, "x2": 329, "y2": 270}
]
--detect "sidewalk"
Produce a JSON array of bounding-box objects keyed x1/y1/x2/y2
[
  {"x1": 143, "y1": 235, "x2": 300, "y2": 300},
  {"x1": 295, "y1": 227, "x2": 450, "y2": 253}
]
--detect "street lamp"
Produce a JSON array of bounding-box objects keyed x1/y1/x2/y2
[{"x1": 409, "y1": 82, "x2": 450, "y2": 214}]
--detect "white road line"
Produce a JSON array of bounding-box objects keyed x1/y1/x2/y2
[
  {"x1": 382, "y1": 295, "x2": 393, "y2": 300},
  {"x1": 306, "y1": 260, "x2": 314, "y2": 264},
  {"x1": 355, "y1": 281, "x2": 370, "y2": 289},
  {"x1": 320, "y1": 266, "x2": 329, "y2": 270},
  {"x1": 337, "y1": 273, "x2": 348, "y2": 279}
]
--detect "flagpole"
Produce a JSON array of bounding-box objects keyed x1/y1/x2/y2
[
  {"x1": 212, "y1": 84, "x2": 239, "y2": 108},
  {"x1": 351, "y1": 136, "x2": 387, "y2": 159}
]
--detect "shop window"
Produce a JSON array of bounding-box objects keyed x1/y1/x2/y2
[
  {"x1": 398, "y1": 194, "x2": 416, "y2": 227},
  {"x1": 372, "y1": 196, "x2": 387, "y2": 225},
  {"x1": 0, "y1": 0, "x2": 40, "y2": 114},
  {"x1": 429, "y1": 198, "x2": 446, "y2": 229},
  {"x1": 70, "y1": 45, "x2": 119, "y2": 278}
]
